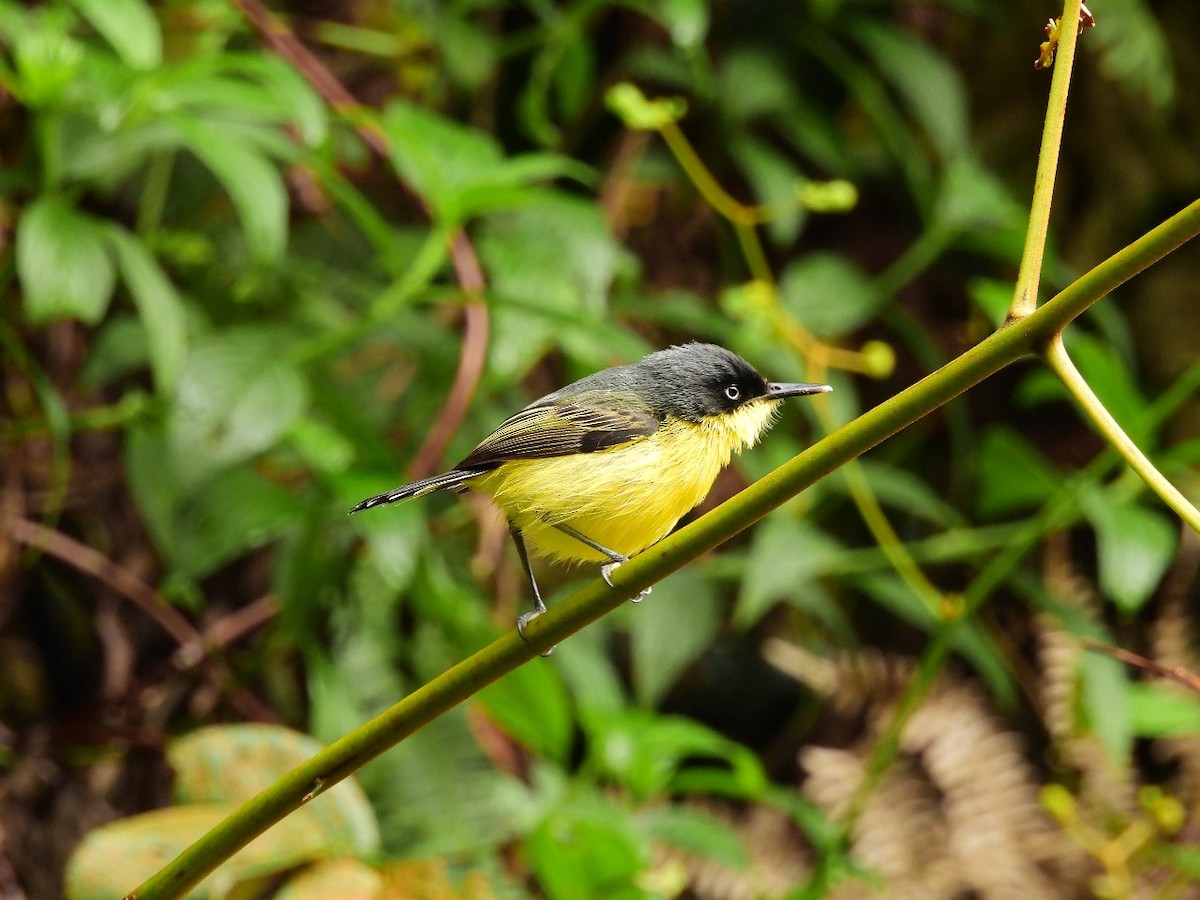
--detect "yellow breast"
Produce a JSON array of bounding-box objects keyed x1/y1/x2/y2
[{"x1": 473, "y1": 400, "x2": 780, "y2": 563}]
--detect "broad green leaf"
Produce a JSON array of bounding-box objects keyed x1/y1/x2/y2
[
  {"x1": 526, "y1": 797, "x2": 646, "y2": 900},
  {"x1": 12, "y1": 20, "x2": 83, "y2": 108},
  {"x1": 382, "y1": 101, "x2": 587, "y2": 223},
  {"x1": 1089, "y1": 0, "x2": 1174, "y2": 108},
  {"x1": 169, "y1": 724, "x2": 380, "y2": 856},
  {"x1": 855, "y1": 460, "x2": 967, "y2": 528},
  {"x1": 933, "y1": 157, "x2": 1026, "y2": 243},
  {"x1": 735, "y1": 516, "x2": 848, "y2": 632},
  {"x1": 171, "y1": 328, "x2": 308, "y2": 479},
  {"x1": 156, "y1": 465, "x2": 306, "y2": 579},
  {"x1": 105, "y1": 225, "x2": 187, "y2": 394},
  {"x1": 17, "y1": 197, "x2": 114, "y2": 324},
  {"x1": 477, "y1": 195, "x2": 621, "y2": 317},
  {"x1": 974, "y1": 426, "x2": 1061, "y2": 518},
  {"x1": 717, "y1": 49, "x2": 794, "y2": 123},
  {"x1": 638, "y1": 805, "x2": 748, "y2": 868},
  {"x1": 212, "y1": 54, "x2": 328, "y2": 145},
  {"x1": 1083, "y1": 494, "x2": 1177, "y2": 614},
  {"x1": 1127, "y1": 683, "x2": 1200, "y2": 737},
  {"x1": 730, "y1": 134, "x2": 805, "y2": 245},
  {"x1": 586, "y1": 710, "x2": 767, "y2": 801},
  {"x1": 630, "y1": 567, "x2": 720, "y2": 709},
  {"x1": 850, "y1": 20, "x2": 968, "y2": 162},
  {"x1": 780, "y1": 252, "x2": 883, "y2": 339},
  {"x1": 382, "y1": 101, "x2": 502, "y2": 218},
  {"x1": 551, "y1": 623, "x2": 627, "y2": 714},
  {"x1": 1079, "y1": 644, "x2": 1132, "y2": 762},
  {"x1": 438, "y1": 15, "x2": 495, "y2": 90},
  {"x1": 287, "y1": 418, "x2": 354, "y2": 475},
  {"x1": 655, "y1": 0, "x2": 709, "y2": 49},
  {"x1": 66, "y1": 0, "x2": 161, "y2": 69},
  {"x1": 80, "y1": 315, "x2": 149, "y2": 388},
  {"x1": 168, "y1": 114, "x2": 288, "y2": 264},
  {"x1": 478, "y1": 656, "x2": 573, "y2": 762}
]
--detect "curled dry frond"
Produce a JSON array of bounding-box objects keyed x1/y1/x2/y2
[{"x1": 792, "y1": 648, "x2": 1090, "y2": 897}]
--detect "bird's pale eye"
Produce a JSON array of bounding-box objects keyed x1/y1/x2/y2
[{"x1": 725, "y1": 385, "x2": 741, "y2": 401}]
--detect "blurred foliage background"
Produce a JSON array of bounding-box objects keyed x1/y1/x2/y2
[{"x1": 3, "y1": 0, "x2": 1200, "y2": 897}]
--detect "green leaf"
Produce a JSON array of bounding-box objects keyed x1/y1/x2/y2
[
  {"x1": 854, "y1": 460, "x2": 967, "y2": 528},
  {"x1": 17, "y1": 197, "x2": 114, "y2": 324},
  {"x1": 105, "y1": 225, "x2": 188, "y2": 394},
  {"x1": 933, "y1": 157, "x2": 1026, "y2": 243},
  {"x1": 170, "y1": 724, "x2": 380, "y2": 855},
  {"x1": 630, "y1": 567, "x2": 720, "y2": 709},
  {"x1": 779, "y1": 253, "x2": 883, "y2": 339},
  {"x1": 1127, "y1": 683, "x2": 1200, "y2": 738},
  {"x1": 973, "y1": 426, "x2": 1061, "y2": 519},
  {"x1": 655, "y1": 0, "x2": 709, "y2": 49},
  {"x1": 850, "y1": 20, "x2": 968, "y2": 162},
  {"x1": 12, "y1": 19, "x2": 83, "y2": 108},
  {"x1": 168, "y1": 114, "x2": 288, "y2": 264},
  {"x1": 735, "y1": 517, "x2": 848, "y2": 632},
  {"x1": 586, "y1": 710, "x2": 767, "y2": 802},
  {"x1": 478, "y1": 657, "x2": 573, "y2": 763},
  {"x1": 1089, "y1": 0, "x2": 1174, "y2": 108},
  {"x1": 477, "y1": 195, "x2": 622, "y2": 317},
  {"x1": 729, "y1": 134, "x2": 805, "y2": 245},
  {"x1": 1079, "y1": 644, "x2": 1132, "y2": 762},
  {"x1": 171, "y1": 328, "x2": 308, "y2": 481},
  {"x1": 526, "y1": 797, "x2": 647, "y2": 900},
  {"x1": 382, "y1": 101, "x2": 588, "y2": 223},
  {"x1": 150, "y1": 464, "x2": 306, "y2": 579},
  {"x1": 1083, "y1": 493, "x2": 1177, "y2": 614},
  {"x1": 638, "y1": 805, "x2": 748, "y2": 868},
  {"x1": 66, "y1": 0, "x2": 161, "y2": 69}
]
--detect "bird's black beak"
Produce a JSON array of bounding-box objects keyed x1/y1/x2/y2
[{"x1": 766, "y1": 381, "x2": 833, "y2": 399}]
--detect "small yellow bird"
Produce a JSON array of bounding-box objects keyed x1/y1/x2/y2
[{"x1": 352, "y1": 343, "x2": 829, "y2": 636}]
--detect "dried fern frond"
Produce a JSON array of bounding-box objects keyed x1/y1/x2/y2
[
  {"x1": 784, "y1": 646, "x2": 1091, "y2": 898},
  {"x1": 655, "y1": 800, "x2": 811, "y2": 900}
]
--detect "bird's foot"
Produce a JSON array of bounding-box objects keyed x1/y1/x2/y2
[
  {"x1": 599, "y1": 559, "x2": 652, "y2": 601},
  {"x1": 516, "y1": 610, "x2": 555, "y2": 656}
]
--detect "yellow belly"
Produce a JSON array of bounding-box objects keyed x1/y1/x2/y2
[{"x1": 472, "y1": 406, "x2": 777, "y2": 563}]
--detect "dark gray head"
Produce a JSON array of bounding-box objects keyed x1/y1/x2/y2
[{"x1": 547, "y1": 342, "x2": 830, "y2": 422}]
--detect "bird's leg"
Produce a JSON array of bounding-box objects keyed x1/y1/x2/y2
[
  {"x1": 553, "y1": 523, "x2": 652, "y2": 600},
  {"x1": 510, "y1": 526, "x2": 554, "y2": 656}
]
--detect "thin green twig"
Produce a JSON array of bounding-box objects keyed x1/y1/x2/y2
[
  {"x1": 1045, "y1": 335, "x2": 1200, "y2": 534},
  {"x1": 1010, "y1": 0, "x2": 1082, "y2": 319}
]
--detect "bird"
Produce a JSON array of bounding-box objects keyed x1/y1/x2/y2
[{"x1": 351, "y1": 342, "x2": 830, "y2": 640}]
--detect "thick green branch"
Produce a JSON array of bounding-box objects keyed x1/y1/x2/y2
[{"x1": 128, "y1": 197, "x2": 1200, "y2": 900}]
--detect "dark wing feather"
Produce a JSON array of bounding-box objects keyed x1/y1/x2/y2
[{"x1": 457, "y1": 400, "x2": 658, "y2": 469}]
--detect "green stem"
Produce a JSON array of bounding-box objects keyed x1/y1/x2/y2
[
  {"x1": 1010, "y1": 0, "x2": 1082, "y2": 319},
  {"x1": 128, "y1": 197, "x2": 1200, "y2": 900},
  {"x1": 1045, "y1": 336, "x2": 1200, "y2": 534}
]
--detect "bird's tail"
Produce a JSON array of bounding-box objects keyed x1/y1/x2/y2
[{"x1": 349, "y1": 468, "x2": 483, "y2": 513}]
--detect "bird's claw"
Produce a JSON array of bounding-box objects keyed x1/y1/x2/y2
[
  {"x1": 600, "y1": 560, "x2": 652, "y2": 601},
  {"x1": 517, "y1": 610, "x2": 555, "y2": 656}
]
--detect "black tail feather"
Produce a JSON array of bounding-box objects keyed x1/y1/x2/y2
[{"x1": 349, "y1": 468, "x2": 483, "y2": 513}]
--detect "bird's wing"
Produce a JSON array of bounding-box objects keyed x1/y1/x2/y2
[{"x1": 457, "y1": 398, "x2": 659, "y2": 469}]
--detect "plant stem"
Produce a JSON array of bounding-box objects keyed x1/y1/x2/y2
[
  {"x1": 128, "y1": 195, "x2": 1200, "y2": 900},
  {"x1": 1009, "y1": 0, "x2": 1083, "y2": 319},
  {"x1": 1045, "y1": 335, "x2": 1200, "y2": 534}
]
